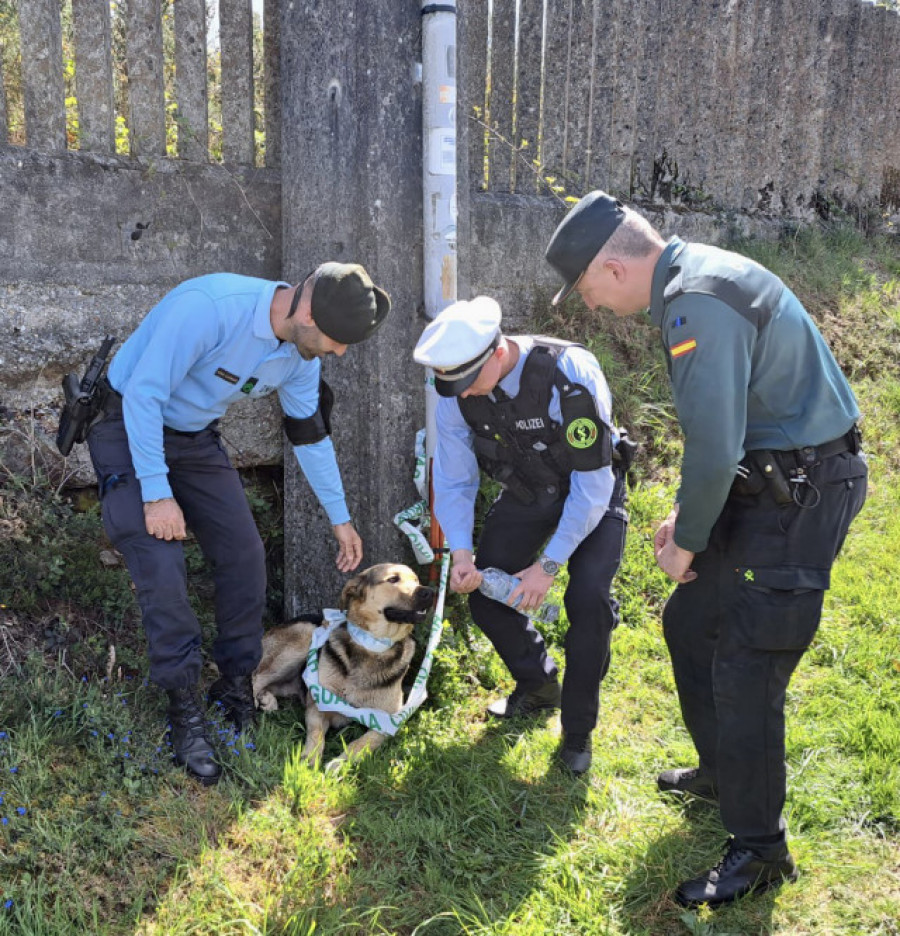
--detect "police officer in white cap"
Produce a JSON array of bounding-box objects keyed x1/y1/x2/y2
[{"x1": 414, "y1": 296, "x2": 629, "y2": 775}]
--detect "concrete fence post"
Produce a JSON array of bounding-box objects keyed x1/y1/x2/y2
[{"x1": 280, "y1": 0, "x2": 424, "y2": 612}]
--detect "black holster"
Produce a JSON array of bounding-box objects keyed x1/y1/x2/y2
[{"x1": 732, "y1": 451, "x2": 794, "y2": 505}]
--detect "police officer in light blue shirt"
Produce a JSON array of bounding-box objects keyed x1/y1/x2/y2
[
  {"x1": 414, "y1": 297, "x2": 629, "y2": 776},
  {"x1": 87, "y1": 262, "x2": 390, "y2": 784}
]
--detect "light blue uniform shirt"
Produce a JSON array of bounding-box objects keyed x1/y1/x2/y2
[
  {"x1": 433, "y1": 337, "x2": 617, "y2": 564},
  {"x1": 108, "y1": 273, "x2": 351, "y2": 524}
]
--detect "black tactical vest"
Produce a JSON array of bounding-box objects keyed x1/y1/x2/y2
[{"x1": 458, "y1": 338, "x2": 611, "y2": 504}]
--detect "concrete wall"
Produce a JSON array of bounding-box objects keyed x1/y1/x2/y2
[
  {"x1": 0, "y1": 147, "x2": 281, "y2": 485},
  {"x1": 461, "y1": 0, "x2": 900, "y2": 222}
]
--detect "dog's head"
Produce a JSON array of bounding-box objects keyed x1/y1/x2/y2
[{"x1": 339, "y1": 563, "x2": 436, "y2": 640}]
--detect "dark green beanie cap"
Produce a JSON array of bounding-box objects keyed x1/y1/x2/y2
[{"x1": 311, "y1": 262, "x2": 391, "y2": 344}]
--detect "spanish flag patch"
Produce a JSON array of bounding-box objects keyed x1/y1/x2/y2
[{"x1": 670, "y1": 338, "x2": 697, "y2": 358}]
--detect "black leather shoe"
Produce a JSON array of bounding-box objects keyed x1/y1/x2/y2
[
  {"x1": 167, "y1": 688, "x2": 221, "y2": 785},
  {"x1": 675, "y1": 839, "x2": 798, "y2": 908},
  {"x1": 487, "y1": 680, "x2": 561, "y2": 719},
  {"x1": 657, "y1": 766, "x2": 718, "y2": 804},
  {"x1": 558, "y1": 732, "x2": 592, "y2": 775},
  {"x1": 208, "y1": 673, "x2": 257, "y2": 732}
]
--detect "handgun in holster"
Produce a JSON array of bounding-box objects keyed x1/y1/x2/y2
[{"x1": 56, "y1": 336, "x2": 116, "y2": 456}]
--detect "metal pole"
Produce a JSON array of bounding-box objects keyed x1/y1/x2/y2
[{"x1": 421, "y1": 1, "x2": 457, "y2": 578}]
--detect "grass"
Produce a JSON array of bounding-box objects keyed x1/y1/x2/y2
[{"x1": 0, "y1": 225, "x2": 899, "y2": 935}]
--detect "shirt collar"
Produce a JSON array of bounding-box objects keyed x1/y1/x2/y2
[
  {"x1": 492, "y1": 336, "x2": 531, "y2": 399},
  {"x1": 254, "y1": 281, "x2": 291, "y2": 340},
  {"x1": 649, "y1": 237, "x2": 686, "y2": 327}
]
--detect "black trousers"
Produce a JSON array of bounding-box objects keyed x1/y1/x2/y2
[
  {"x1": 470, "y1": 476, "x2": 628, "y2": 737},
  {"x1": 87, "y1": 413, "x2": 266, "y2": 690},
  {"x1": 663, "y1": 449, "x2": 867, "y2": 856}
]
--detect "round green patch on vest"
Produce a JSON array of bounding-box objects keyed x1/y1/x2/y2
[{"x1": 566, "y1": 417, "x2": 599, "y2": 449}]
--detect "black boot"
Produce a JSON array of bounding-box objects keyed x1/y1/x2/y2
[
  {"x1": 657, "y1": 766, "x2": 718, "y2": 804},
  {"x1": 558, "y1": 732, "x2": 592, "y2": 776},
  {"x1": 486, "y1": 679, "x2": 561, "y2": 719},
  {"x1": 167, "y1": 688, "x2": 221, "y2": 785},
  {"x1": 208, "y1": 673, "x2": 257, "y2": 732},
  {"x1": 675, "y1": 839, "x2": 798, "y2": 908}
]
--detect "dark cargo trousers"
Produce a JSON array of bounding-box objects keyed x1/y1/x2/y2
[
  {"x1": 663, "y1": 448, "x2": 867, "y2": 857},
  {"x1": 87, "y1": 412, "x2": 266, "y2": 690},
  {"x1": 470, "y1": 475, "x2": 628, "y2": 738}
]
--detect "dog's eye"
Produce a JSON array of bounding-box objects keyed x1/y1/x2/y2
[{"x1": 387, "y1": 574, "x2": 401, "y2": 583}]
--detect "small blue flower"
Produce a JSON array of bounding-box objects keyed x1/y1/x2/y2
[
  {"x1": 8, "y1": 767, "x2": 17, "y2": 774},
  {"x1": 15, "y1": 807, "x2": 24, "y2": 816},
  {"x1": 1, "y1": 817, "x2": 8, "y2": 825},
  {"x1": 4, "y1": 898, "x2": 12, "y2": 909},
  {"x1": 53, "y1": 710, "x2": 62, "y2": 717},
  {"x1": 0, "y1": 732, "x2": 6, "y2": 739},
  {"x1": 244, "y1": 742, "x2": 255, "y2": 750}
]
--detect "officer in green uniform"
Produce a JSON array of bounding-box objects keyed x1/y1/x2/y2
[{"x1": 545, "y1": 191, "x2": 867, "y2": 906}]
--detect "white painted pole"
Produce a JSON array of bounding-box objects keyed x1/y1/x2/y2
[{"x1": 421, "y1": 1, "x2": 457, "y2": 567}]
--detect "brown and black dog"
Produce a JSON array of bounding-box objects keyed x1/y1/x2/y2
[{"x1": 252, "y1": 563, "x2": 435, "y2": 769}]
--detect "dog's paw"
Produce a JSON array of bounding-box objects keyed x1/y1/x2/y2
[
  {"x1": 324, "y1": 755, "x2": 349, "y2": 776},
  {"x1": 256, "y1": 691, "x2": 279, "y2": 712}
]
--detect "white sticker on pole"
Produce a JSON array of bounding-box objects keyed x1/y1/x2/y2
[{"x1": 429, "y1": 128, "x2": 457, "y2": 175}]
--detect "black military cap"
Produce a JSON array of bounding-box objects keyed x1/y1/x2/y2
[
  {"x1": 545, "y1": 191, "x2": 626, "y2": 305},
  {"x1": 311, "y1": 262, "x2": 391, "y2": 344}
]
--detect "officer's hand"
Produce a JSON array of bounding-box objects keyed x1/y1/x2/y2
[
  {"x1": 654, "y1": 505, "x2": 697, "y2": 583},
  {"x1": 450, "y1": 550, "x2": 481, "y2": 594},
  {"x1": 656, "y1": 540, "x2": 697, "y2": 583},
  {"x1": 144, "y1": 498, "x2": 187, "y2": 541},
  {"x1": 510, "y1": 564, "x2": 553, "y2": 611},
  {"x1": 333, "y1": 523, "x2": 362, "y2": 572},
  {"x1": 654, "y1": 507, "x2": 679, "y2": 554}
]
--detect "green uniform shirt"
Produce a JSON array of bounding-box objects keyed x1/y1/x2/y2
[{"x1": 649, "y1": 237, "x2": 860, "y2": 553}]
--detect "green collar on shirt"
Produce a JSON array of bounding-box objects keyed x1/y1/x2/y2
[{"x1": 649, "y1": 237, "x2": 686, "y2": 327}]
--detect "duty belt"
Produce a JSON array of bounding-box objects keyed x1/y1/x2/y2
[{"x1": 776, "y1": 424, "x2": 862, "y2": 470}]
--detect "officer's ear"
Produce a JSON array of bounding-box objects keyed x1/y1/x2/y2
[{"x1": 604, "y1": 257, "x2": 627, "y2": 283}]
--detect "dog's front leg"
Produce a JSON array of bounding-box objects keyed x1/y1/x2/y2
[{"x1": 301, "y1": 705, "x2": 329, "y2": 766}]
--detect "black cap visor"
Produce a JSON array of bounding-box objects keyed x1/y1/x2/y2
[
  {"x1": 432, "y1": 336, "x2": 499, "y2": 397},
  {"x1": 551, "y1": 267, "x2": 588, "y2": 306}
]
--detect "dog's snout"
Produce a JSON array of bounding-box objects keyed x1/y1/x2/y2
[{"x1": 415, "y1": 586, "x2": 436, "y2": 607}]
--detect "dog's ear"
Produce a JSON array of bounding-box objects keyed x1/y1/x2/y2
[{"x1": 339, "y1": 571, "x2": 367, "y2": 611}]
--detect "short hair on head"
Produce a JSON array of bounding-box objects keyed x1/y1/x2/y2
[{"x1": 596, "y1": 210, "x2": 664, "y2": 261}]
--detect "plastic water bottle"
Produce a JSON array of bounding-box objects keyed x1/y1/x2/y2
[{"x1": 478, "y1": 567, "x2": 560, "y2": 623}]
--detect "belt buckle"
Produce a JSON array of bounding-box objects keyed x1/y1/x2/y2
[{"x1": 799, "y1": 445, "x2": 818, "y2": 467}]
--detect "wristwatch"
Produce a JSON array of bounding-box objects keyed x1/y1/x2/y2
[{"x1": 538, "y1": 555, "x2": 561, "y2": 577}]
